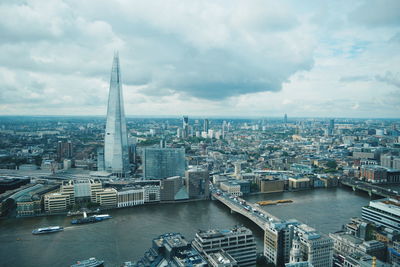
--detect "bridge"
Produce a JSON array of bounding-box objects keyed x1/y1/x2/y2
[
  {"x1": 341, "y1": 179, "x2": 398, "y2": 198},
  {"x1": 212, "y1": 192, "x2": 279, "y2": 230}
]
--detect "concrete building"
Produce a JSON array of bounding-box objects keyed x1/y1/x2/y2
[
  {"x1": 360, "y1": 165, "x2": 387, "y2": 183},
  {"x1": 264, "y1": 220, "x2": 300, "y2": 266},
  {"x1": 144, "y1": 185, "x2": 160, "y2": 203},
  {"x1": 95, "y1": 188, "x2": 117, "y2": 208},
  {"x1": 60, "y1": 179, "x2": 103, "y2": 205},
  {"x1": 193, "y1": 226, "x2": 257, "y2": 267},
  {"x1": 44, "y1": 193, "x2": 69, "y2": 213},
  {"x1": 289, "y1": 177, "x2": 311, "y2": 190},
  {"x1": 15, "y1": 184, "x2": 59, "y2": 216},
  {"x1": 220, "y1": 181, "x2": 242, "y2": 197},
  {"x1": 104, "y1": 53, "x2": 130, "y2": 177},
  {"x1": 185, "y1": 167, "x2": 210, "y2": 199},
  {"x1": 117, "y1": 187, "x2": 144, "y2": 207},
  {"x1": 142, "y1": 148, "x2": 185, "y2": 180},
  {"x1": 362, "y1": 198, "x2": 400, "y2": 231},
  {"x1": 56, "y1": 140, "x2": 73, "y2": 162},
  {"x1": 343, "y1": 252, "x2": 390, "y2": 267},
  {"x1": 295, "y1": 224, "x2": 334, "y2": 267},
  {"x1": 132, "y1": 232, "x2": 207, "y2": 267},
  {"x1": 206, "y1": 251, "x2": 238, "y2": 267},
  {"x1": 160, "y1": 176, "x2": 185, "y2": 201},
  {"x1": 256, "y1": 178, "x2": 285, "y2": 193}
]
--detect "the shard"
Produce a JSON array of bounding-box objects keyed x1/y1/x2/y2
[{"x1": 104, "y1": 53, "x2": 130, "y2": 176}]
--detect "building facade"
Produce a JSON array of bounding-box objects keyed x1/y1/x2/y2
[
  {"x1": 192, "y1": 226, "x2": 257, "y2": 267},
  {"x1": 104, "y1": 53, "x2": 130, "y2": 176},
  {"x1": 142, "y1": 148, "x2": 185, "y2": 180}
]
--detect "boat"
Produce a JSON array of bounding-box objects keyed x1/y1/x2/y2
[
  {"x1": 71, "y1": 257, "x2": 104, "y2": 267},
  {"x1": 257, "y1": 199, "x2": 293, "y2": 206},
  {"x1": 71, "y1": 212, "x2": 112, "y2": 225},
  {"x1": 32, "y1": 226, "x2": 64, "y2": 235}
]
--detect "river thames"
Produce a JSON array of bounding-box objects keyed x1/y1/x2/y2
[{"x1": 0, "y1": 187, "x2": 373, "y2": 266}]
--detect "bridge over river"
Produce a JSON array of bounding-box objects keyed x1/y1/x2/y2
[{"x1": 212, "y1": 192, "x2": 279, "y2": 229}]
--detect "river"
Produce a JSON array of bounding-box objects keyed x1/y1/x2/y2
[{"x1": 0, "y1": 187, "x2": 373, "y2": 266}]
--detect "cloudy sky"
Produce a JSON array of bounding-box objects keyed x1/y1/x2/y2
[{"x1": 0, "y1": 0, "x2": 399, "y2": 118}]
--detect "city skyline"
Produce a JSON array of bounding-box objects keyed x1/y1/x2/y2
[{"x1": 0, "y1": 0, "x2": 399, "y2": 118}]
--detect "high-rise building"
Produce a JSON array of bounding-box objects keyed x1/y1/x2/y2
[
  {"x1": 264, "y1": 220, "x2": 299, "y2": 266},
  {"x1": 185, "y1": 167, "x2": 210, "y2": 199},
  {"x1": 104, "y1": 53, "x2": 130, "y2": 177},
  {"x1": 182, "y1": 116, "x2": 189, "y2": 138},
  {"x1": 56, "y1": 140, "x2": 73, "y2": 162},
  {"x1": 203, "y1": 119, "x2": 209, "y2": 133},
  {"x1": 142, "y1": 148, "x2": 186, "y2": 180},
  {"x1": 328, "y1": 119, "x2": 335, "y2": 136},
  {"x1": 192, "y1": 226, "x2": 257, "y2": 267},
  {"x1": 264, "y1": 220, "x2": 333, "y2": 267},
  {"x1": 284, "y1": 114, "x2": 288, "y2": 124}
]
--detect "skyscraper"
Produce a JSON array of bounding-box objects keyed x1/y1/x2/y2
[
  {"x1": 142, "y1": 148, "x2": 186, "y2": 179},
  {"x1": 203, "y1": 119, "x2": 209, "y2": 133},
  {"x1": 182, "y1": 116, "x2": 189, "y2": 138},
  {"x1": 104, "y1": 53, "x2": 130, "y2": 177}
]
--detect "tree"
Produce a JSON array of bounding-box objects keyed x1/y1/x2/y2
[{"x1": 326, "y1": 160, "x2": 337, "y2": 169}]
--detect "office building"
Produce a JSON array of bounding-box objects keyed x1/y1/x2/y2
[
  {"x1": 206, "y1": 251, "x2": 238, "y2": 267},
  {"x1": 132, "y1": 233, "x2": 207, "y2": 267},
  {"x1": 192, "y1": 226, "x2": 257, "y2": 266},
  {"x1": 144, "y1": 185, "x2": 160, "y2": 202},
  {"x1": 220, "y1": 181, "x2": 242, "y2": 197},
  {"x1": 104, "y1": 53, "x2": 130, "y2": 177},
  {"x1": 142, "y1": 148, "x2": 185, "y2": 179},
  {"x1": 264, "y1": 220, "x2": 299, "y2": 266},
  {"x1": 185, "y1": 167, "x2": 210, "y2": 199},
  {"x1": 203, "y1": 119, "x2": 209, "y2": 133},
  {"x1": 95, "y1": 188, "x2": 117, "y2": 208},
  {"x1": 117, "y1": 187, "x2": 144, "y2": 207},
  {"x1": 160, "y1": 176, "x2": 187, "y2": 201},
  {"x1": 56, "y1": 140, "x2": 73, "y2": 162},
  {"x1": 362, "y1": 198, "x2": 400, "y2": 231},
  {"x1": 264, "y1": 220, "x2": 333, "y2": 267},
  {"x1": 97, "y1": 147, "x2": 105, "y2": 171},
  {"x1": 296, "y1": 224, "x2": 334, "y2": 267},
  {"x1": 183, "y1": 116, "x2": 189, "y2": 138},
  {"x1": 60, "y1": 179, "x2": 103, "y2": 205},
  {"x1": 343, "y1": 252, "x2": 390, "y2": 267},
  {"x1": 44, "y1": 193, "x2": 69, "y2": 213}
]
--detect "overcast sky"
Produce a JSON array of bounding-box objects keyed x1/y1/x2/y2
[{"x1": 0, "y1": 0, "x2": 399, "y2": 118}]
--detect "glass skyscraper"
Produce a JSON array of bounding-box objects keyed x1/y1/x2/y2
[
  {"x1": 104, "y1": 53, "x2": 130, "y2": 176},
  {"x1": 142, "y1": 148, "x2": 185, "y2": 179}
]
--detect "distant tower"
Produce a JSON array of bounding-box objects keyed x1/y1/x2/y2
[
  {"x1": 182, "y1": 116, "x2": 189, "y2": 138},
  {"x1": 203, "y1": 119, "x2": 209, "y2": 133},
  {"x1": 328, "y1": 119, "x2": 335, "y2": 135},
  {"x1": 284, "y1": 113, "x2": 288, "y2": 124},
  {"x1": 290, "y1": 233, "x2": 302, "y2": 263},
  {"x1": 104, "y1": 53, "x2": 130, "y2": 177}
]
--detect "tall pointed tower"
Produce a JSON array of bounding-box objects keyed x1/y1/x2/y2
[{"x1": 104, "y1": 53, "x2": 130, "y2": 176}]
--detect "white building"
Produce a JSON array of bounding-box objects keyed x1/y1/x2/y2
[{"x1": 117, "y1": 187, "x2": 145, "y2": 207}]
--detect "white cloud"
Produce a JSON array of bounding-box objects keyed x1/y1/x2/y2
[{"x1": 0, "y1": 0, "x2": 399, "y2": 118}]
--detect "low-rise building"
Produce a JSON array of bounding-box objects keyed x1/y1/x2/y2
[
  {"x1": 289, "y1": 177, "x2": 311, "y2": 190},
  {"x1": 144, "y1": 185, "x2": 160, "y2": 203},
  {"x1": 362, "y1": 198, "x2": 400, "y2": 231},
  {"x1": 95, "y1": 188, "x2": 117, "y2": 208},
  {"x1": 44, "y1": 193, "x2": 69, "y2": 213},
  {"x1": 117, "y1": 187, "x2": 144, "y2": 208},
  {"x1": 220, "y1": 181, "x2": 242, "y2": 196}
]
